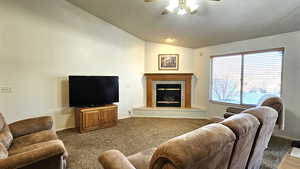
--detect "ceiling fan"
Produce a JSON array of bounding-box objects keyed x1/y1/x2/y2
[{"x1": 144, "y1": 0, "x2": 221, "y2": 15}]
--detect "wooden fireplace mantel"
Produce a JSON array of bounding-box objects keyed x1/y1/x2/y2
[{"x1": 144, "y1": 73, "x2": 194, "y2": 108}]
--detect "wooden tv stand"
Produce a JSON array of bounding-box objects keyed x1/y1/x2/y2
[{"x1": 75, "y1": 104, "x2": 117, "y2": 133}]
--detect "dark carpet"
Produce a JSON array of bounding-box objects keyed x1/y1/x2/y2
[{"x1": 57, "y1": 117, "x2": 292, "y2": 169}]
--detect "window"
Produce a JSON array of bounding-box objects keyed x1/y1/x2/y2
[{"x1": 211, "y1": 48, "x2": 283, "y2": 105}]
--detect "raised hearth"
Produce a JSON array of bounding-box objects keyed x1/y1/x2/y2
[{"x1": 144, "y1": 73, "x2": 193, "y2": 108}]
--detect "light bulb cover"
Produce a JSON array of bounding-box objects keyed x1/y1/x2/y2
[
  {"x1": 186, "y1": 0, "x2": 199, "y2": 12},
  {"x1": 166, "y1": 0, "x2": 179, "y2": 12},
  {"x1": 178, "y1": 8, "x2": 187, "y2": 15}
]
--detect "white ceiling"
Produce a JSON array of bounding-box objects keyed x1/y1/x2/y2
[{"x1": 67, "y1": 0, "x2": 300, "y2": 48}]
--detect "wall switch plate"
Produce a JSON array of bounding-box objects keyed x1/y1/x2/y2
[{"x1": 0, "y1": 87, "x2": 12, "y2": 93}]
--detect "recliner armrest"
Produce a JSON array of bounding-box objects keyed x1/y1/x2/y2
[
  {"x1": 226, "y1": 107, "x2": 247, "y2": 114},
  {"x1": 9, "y1": 116, "x2": 53, "y2": 138},
  {"x1": 99, "y1": 150, "x2": 136, "y2": 169},
  {"x1": 0, "y1": 140, "x2": 66, "y2": 169}
]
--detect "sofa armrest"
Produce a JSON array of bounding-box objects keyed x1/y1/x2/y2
[
  {"x1": 9, "y1": 116, "x2": 53, "y2": 138},
  {"x1": 224, "y1": 112, "x2": 236, "y2": 118},
  {"x1": 99, "y1": 150, "x2": 136, "y2": 169},
  {"x1": 0, "y1": 140, "x2": 66, "y2": 169},
  {"x1": 226, "y1": 107, "x2": 247, "y2": 114}
]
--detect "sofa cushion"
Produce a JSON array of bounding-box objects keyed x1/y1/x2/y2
[
  {"x1": 220, "y1": 113, "x2": 260, "y2": 169},
  {"x1": 150, "y1": 123, "x2": 236, "y2": 169},
  {"x1": 243, "y1": 106, "x2": 278, "y2": 169},
  {"x1": 128, "y1": 148, "x2": 157, "y2": 169},
  {"x1": 8, "y1": 116, "x2": 53, "y2": 138},
  {"x1": 10, "y1": 130, "x2": 57, "y2": 150},
  {"x1": 0, "y1": 113, "x2": 13, "y2": 149},
  {"x1": 0, "y1": 143, "x2": 8, "y2": 159}
]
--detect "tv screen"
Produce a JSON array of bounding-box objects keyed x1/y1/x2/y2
[{"x1": 69, "y1": 76, "x2": 119, "y2": 107}]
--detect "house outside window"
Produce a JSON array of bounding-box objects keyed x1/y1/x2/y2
[{"x1": 210, "y1": 48, "x2": 284, "y2": 105}]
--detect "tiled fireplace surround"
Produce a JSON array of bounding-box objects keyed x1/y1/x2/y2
[{"x1": 144, "y1": 73, "x2": 193, "y2": 108}]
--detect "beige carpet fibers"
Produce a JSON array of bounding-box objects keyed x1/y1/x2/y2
[{"x1": 57, "y1": 117, "x2": 291, "y2": 169}]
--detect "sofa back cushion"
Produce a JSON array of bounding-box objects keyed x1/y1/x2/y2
[
  {"x1": 221, "y1": 113, "x2": 260, "y2": 169},
  {"x1": 150, "y1": 123, "x2": 236, "y2": 169},
  {"x1": 259, "y1": 96, "x2": 285, "y2": 130},
  {"x1": 0, "y1": 113, "x2": 13, "y2": 150},
  {"x1": 242, "y1": 107, "x2": 278, "y2": 169}
]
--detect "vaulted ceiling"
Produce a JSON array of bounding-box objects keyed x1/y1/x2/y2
[{"x1": 67, "y1": 0, "x2": 300, "y2": 48}]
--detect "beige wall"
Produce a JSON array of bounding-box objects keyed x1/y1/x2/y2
[
  {"x1": 145, "y1": 42, "x2": 196, "y2": 73},
  {"x1": 0, "y1": 0, "x2": 145, "y2": 130},
  {"x1": 196, "y1": 31, "x2": 300, "y2": 139},
  {"x1": 144, "y1": 42, "x2": 203, "y2": 108}
]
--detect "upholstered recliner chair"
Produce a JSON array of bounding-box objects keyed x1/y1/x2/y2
[
  {"x1": 209, "y1": 106, "x2": 278, "y2": 169},
  {"x1": 98, "y1": 107, "x2": 278, "y2": 169},
  {"x1": 0, "y1": 113, "x2": 68, "y2": 169},
  {"x1": 224, "y1": 95, "x2": 284, "y2": 130}
]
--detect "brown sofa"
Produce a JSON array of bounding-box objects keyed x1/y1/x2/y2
[
  {"x1": 98, "y1": 106, "x2": 278, "y2": 169},
  {"x1": 224, "y1": 96, "x2": 284, "y2": 130},
  {"x1": 0, "y1": 113, "x2": 68, "y2": 169}
]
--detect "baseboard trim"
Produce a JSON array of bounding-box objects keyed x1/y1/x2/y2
[
  {"x1": 55, "y1": 115, "x2": 131, "y2": 132},
  {"x1": 118, "y1": 115, "x2": 131, "y2": 119},
  {"x1": 55, "y1": 127, "x2": 74, "y2": 132},
  {"x1": 130, "y1": 114, "x2": 207, "y2": 119}
]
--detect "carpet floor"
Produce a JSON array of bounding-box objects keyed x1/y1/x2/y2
[{"x1": 57, "y1": 117, "x2": 292, "y2": 169}]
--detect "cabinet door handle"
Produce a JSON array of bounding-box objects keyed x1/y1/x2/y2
[{"x1": 99, "y1": 111, "x2": 102, "y2": 121}]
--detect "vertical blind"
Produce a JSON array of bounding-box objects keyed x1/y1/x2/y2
[{"x1": 211, "y1": 48, "x2": 283, "y2": 105}]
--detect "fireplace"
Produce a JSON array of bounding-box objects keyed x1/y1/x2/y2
[
  {"x1": 156, "y1": 84, "x2": 181, "y2": 107},
  {"x1": 144, "y1": 73, "x2": 193, "y2": 108}
]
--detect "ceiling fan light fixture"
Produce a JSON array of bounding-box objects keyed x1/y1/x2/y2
[
  {"x1": 166, "y1": 0, "x2": 179, "y2": 12},
  {"x1": 146, "y1": 0, "x2": 220, "y2": 16},
  {"x1": 177, "y1": 7, "x2": 187, "y2": 15},
  {"x1": 186, "y1": 0, "x2": 199, "y2": 12}
]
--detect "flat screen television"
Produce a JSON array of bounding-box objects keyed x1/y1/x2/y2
[{"x1": 69, "y1": 76, "x2": 119, "y2": 107}]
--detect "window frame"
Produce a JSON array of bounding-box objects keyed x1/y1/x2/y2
[{"x1": 209, "y1": 47, "x2": 284, "y2": 106}]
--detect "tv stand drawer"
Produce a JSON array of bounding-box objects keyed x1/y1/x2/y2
[{"x1": 75, "y1": 104, "x2": 118, "y2": 133}]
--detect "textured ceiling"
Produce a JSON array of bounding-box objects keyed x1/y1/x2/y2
[{"x1": 67, "y1": 0, "x2": 300, "y2": 48}]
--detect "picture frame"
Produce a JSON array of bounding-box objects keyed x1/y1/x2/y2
[{"x1": 158, "y1": 54, "x2": 179, "y2": 70}]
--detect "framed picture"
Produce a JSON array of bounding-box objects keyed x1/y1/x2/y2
[{"x1": 158, "y1": 54, "x2": 179, "y2": 70}]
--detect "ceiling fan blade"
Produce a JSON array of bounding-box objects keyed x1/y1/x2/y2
[
  {"x1": 191, "y1": 10, "x2": 198, "y2": 15},
  {"x1": 144, "y1": 0, "x2": 160, "y2": 2},
  {"x1": 161, "y1": 9, "x2": 169, "y2": 15},
  {"x1": 210, "y1": 0, "x2": 221, "y2": 1}
]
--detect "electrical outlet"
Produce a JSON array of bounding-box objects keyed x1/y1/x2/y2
[{"x1": 0, "y1": 87, "x2": 12, "y2": 93}]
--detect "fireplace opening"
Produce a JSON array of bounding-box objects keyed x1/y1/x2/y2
[{"x1": 156, "y1": 84, "x2": 181, "y2": 107}]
